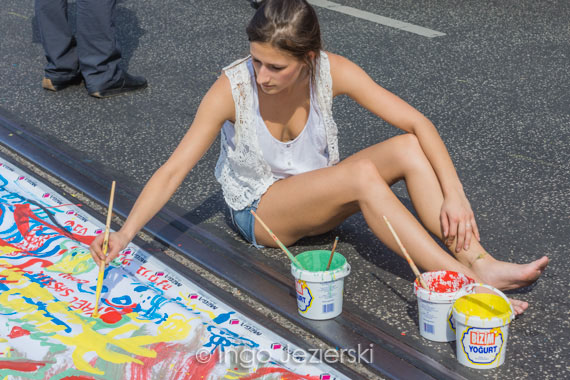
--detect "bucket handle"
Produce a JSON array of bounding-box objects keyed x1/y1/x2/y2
[
  {"x1": 331, "y1": 263, "x2": 351, "y2": 280},
  {"x1": 453, "y1": 283, "x2": 515, "y2": 321}
]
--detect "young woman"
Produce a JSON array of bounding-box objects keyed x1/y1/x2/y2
[{"x1": 91, "y1": 0, "x2": 548, "y2": 314}]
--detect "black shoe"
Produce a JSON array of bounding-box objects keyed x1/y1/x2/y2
[
  {"x1": 89, "y1": 73, "x2": 147, "y2": 98},
  {"x1": 42, "y1": 76, "x2": 83, "y2": 92}
]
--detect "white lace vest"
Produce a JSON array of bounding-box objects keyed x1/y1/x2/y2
[{"x1": 215, "y1": 52, "x2": 339, "y2": 211}]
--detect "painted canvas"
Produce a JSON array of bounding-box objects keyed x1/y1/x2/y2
[{"x1": 0, "y1": 158, "x2": 347, "y2": 380}]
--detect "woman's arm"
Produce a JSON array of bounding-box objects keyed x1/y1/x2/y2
[
  {"x1": 90, "y1": 74, "x2": 235, "y2": 264},
  {"x1": 328, "y1": 52, "x2": 480, "y2": 251}
]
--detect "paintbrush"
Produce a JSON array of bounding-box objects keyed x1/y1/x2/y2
[
  {"x1": 92, "y1": 181, "x2": 116, "y2": 318},
  {"x1": 325, "y1": 236, "x2": 339, "y2": 271},
  {"x1": 383, "y1": 215, "x2": 429, "y2": 289},
  {"x1": 250, "y1": 210, "x2": 304, "y2": 270}
]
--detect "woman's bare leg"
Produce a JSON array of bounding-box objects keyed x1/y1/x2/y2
[
  {"x1": 255, "y1": 158, "x2": 483, "y2": 282},
  {"x1": 254, "y1": 135, "x2": 547, "y2": 314},
  {"x1": 342, "y1": 134, "x2": 548, "y2": 292}
]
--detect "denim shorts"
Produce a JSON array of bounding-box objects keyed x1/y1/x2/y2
[{"x1": 229, "y1": 199, "x2": 264, "y2": 249}]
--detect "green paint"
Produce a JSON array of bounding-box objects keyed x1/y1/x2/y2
[{"x1": 293, "y1": 250, "x2": 346, "y2": 272}]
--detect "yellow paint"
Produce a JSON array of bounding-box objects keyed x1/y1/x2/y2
[
  {"x1": 0, "y1": 344, "x2": 11, "y2": 358},
  {"x1": 0, "y1": 264, "x2": 28, "y2": 286},
  {"x1": 125, "y1": 312, "x2": 154, "y2": 324},
  {"x1": 92, "y1": 265, "x2": 106, "y2": 317},
  {"x1": 224, "y1": 368, "x2": 249, "y2": 379},
  {"x1": 0, "y1": 245, "x2": 22, "y2": 255},
  {"x1": 0, "y1": 265, "x2": 199, "y2": 376},
  {"x1": 51, "y1": 308, "x2": 197, "y2": 374},
  {"x1": 454, "y1": 293, "x2": 512, "y2": 323},
  {"x1": 491, "y1": 327, "x2": 503, "y2": 364},
  {"x1": 47, "y1": 246, "x2": 94, "y2": 274},
  {"x1": 179, "y1": 292, "x2": 217, "y2": 319}
]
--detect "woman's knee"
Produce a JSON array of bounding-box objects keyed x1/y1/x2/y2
[{"x1": 347, "y1": 159, "x2": 390, "y2": 198}]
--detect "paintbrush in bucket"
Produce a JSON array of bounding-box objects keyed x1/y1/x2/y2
[
  {"x1": 383, "y1": 215, "x2": 429, "y2": 289},
  {"x1": 92, "y1": 181, "x2": 116, "y2": 318},
  {"x1": 325, "y1": 236, "x2": 339, "y2": 271},
  {"x1": 250, "y1": 210, "x2": 304, "y2": 270}
]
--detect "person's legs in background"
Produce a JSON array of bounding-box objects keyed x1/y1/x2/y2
[
  {"x1": 35, "y1": 0, "x2": 147, "y2": 97},
  {"x1": 76, "y1": 0, "x2": 146, "y2": 98},
  {"x1": 35, "y1": 0, "x2": 82, "y2": 91}
]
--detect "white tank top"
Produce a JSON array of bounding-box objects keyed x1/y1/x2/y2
[
  {"x1": 216, "y1": 53, "x2": 339, "y2": 210},
  {"x1": 251, "y1": 66, "x2": 329, "y2": 180}
]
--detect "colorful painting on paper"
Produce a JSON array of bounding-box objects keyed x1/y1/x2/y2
[{"x1": 0, "y1": 158, "x2": 346, "y2": 380}]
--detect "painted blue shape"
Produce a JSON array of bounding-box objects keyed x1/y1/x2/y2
[
  {"x1": 134, "y1": 285, "x2": 149, "y2": 292},
  {"x1": 110, "y1": 295, "x2": 133, "y2": 306},
  {"x1": 77, "y1": 283, "x2": 107, "y2": 295},
  {"x1": 213, "y1": 311, "x2": 235, "y2": 324},
  {"x1": 22, "y1": 296, "x2": 71, "y2": 333}
]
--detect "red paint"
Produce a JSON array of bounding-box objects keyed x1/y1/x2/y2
[
  {"x1": 60, "y1": 376, "x2": 96, "y2": 380},
  {"x1": 7, "y1": 326, "x2": 31, "y2": 338},
  {"x1": 11, "y1": 258, "x2": 54, "y2": 271},
  {"x1": 238, "y1": 367, "x2": 321, "y2": 380},
  {"x1": 34, "y1": 203, "x2": 83, "y2": 210},
  {"x1": 0, "y1": 360, "x2": 46, "y2": 371},
  {"x1": 99, "y1": 310, "x2": 122, "y2": 324},
  {"x1": 127, "y1": 342, "x2": 320, "y2": 380},
  {"x1": 10, "y1": 204, "x2": 96, "y2": 245},
  {"x1": 0, "y1": 237, "x2": 21, "y2": 252},
  {"x1": 129, "y1": 343, "x2": 231, "y2": 380},
  {"x1": 13, "y1": 204, "x2": 31, "y2": 237},
  {"x1": 421, "y1": 270, "x2": 474, "y2": 293},
  {"x1": 185, "y1": 349, "x2": 219, "y2": 379}
]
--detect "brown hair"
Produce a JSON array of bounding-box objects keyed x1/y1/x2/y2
[{"x1": 246, "y1": 0, "x2": 322, "y2": 78}]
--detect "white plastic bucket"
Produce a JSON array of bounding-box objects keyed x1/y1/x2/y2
[
  {"x1": 413, "y1": 271, "x2": 475, "y2": 342},
  {"x1": 291, "y1": 250, "x2": 351, "y2": 320},
  {"x1": 452, "y1": 283, "x2": 514, "y2": 369}
]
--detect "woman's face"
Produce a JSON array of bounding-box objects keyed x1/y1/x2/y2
[{"x1": 250, "y1": 42, "x2": 307, "y2": 95}]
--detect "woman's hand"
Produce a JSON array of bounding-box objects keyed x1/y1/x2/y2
[
  {"x1": 440, "y1": 191, "x2": 480, "y2": 253},
  {"x1": 90, "y1": 231, "x2": 131, "y2": 266}
]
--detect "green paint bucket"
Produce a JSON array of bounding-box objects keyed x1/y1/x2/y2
[{"x1": 291, "y1": 250, "x2": 351, "y2": 320}]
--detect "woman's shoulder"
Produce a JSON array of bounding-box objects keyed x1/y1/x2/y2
[
  {"x1": 201, "y1": 73, "x2": 235, "y2": 122},
  {"x1": 324, "y1": 51, "x2": 356, "y2": 75},
  {"x1": 322, "y1": 52, "x2": 362, "y2": 97},
  {"x1": 223, "y1": 55, "x2": 252, "y2": 73}
]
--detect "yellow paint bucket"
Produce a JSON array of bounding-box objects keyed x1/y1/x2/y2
[{"x1": 452, "y1": 284, "x2": 514, "y2": 369}]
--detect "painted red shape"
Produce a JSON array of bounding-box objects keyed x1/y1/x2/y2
[
  {"x1": 238, "y1": 367, "x2": 321, "y2": 380},
  {"x1": 10, "y1": 204, "x2": 96, "y2": 245},
  {"x1": 185, "y1": 349, "x2": 219, "y2": 379},
  {"x1": 11, "y1": 258, "x2": 53, "y2": 271},
  {"x1": 60, "y1": 376, "x2": 96, "y2": 380},
  {"x1": 99, "y1": 310, "x2": 122, "y2": 324},
  {"x1": 0, "y1": 360, "x2": 46, "y2": 371},
  {"x1": 8, "y1": 326, "x2": 31, "y2": 338}
]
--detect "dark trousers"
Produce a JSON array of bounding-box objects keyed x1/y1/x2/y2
[{"x1": 35, "y1": 0, "x2": 123, "y2": 92}]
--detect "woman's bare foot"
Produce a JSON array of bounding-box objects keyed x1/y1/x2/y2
[
  {"x1": 472, "y1": 286, "x2": 529, "y2": 315},
  {"x1": 509, "y1": 298, "x2": 528, "y2": 316},
  {"x1": 472, "y1": 255, "x2": 549, "y2": 291}
]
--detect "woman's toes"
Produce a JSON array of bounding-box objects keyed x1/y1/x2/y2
[{"x1": 509, "y1": 298, "x2": 528, "y2": 316}]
